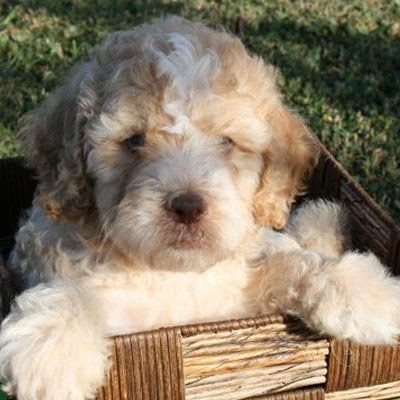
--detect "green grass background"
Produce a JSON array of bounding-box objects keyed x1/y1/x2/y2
[{"x1": 0, "y1": 0, "x2": 399, "y2": 223}]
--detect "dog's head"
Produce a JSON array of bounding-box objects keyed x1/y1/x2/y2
[{"x1": 21, "y1": 17, "x2": 319, "y2": 270}]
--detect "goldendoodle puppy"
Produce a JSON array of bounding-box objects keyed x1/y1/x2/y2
[{"x1": 1, "y1": 16, "x2": 399, "y2": 400}]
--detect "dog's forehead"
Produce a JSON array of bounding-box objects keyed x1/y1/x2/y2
[
  {"x1": 152, "y1": 32, "x2": 220, "y2": 135},
  {"x1": 150, "y1": 32, "x2": 272, "y2": 149},
  {"x1": 91, "y1": 28, "x2": 277, "y2": 152}
]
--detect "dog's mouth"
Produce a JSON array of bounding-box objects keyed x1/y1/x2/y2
[{"x1": 168, "y1": 224, "x2": 207, "y2": 250}]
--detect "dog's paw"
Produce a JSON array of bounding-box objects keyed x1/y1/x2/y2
[
  {"x1": 286, "y1": 200, "x2": 351, "y2": 258},
  {"x1": 247, "y1": 229, "x2": 302, "y2": 266},
  {"x1": 0, "y1": 281, "x2": 109, "y2": 400},
  {"x1": 303, "y1": 252, "x2": 400, "y2": 344}
]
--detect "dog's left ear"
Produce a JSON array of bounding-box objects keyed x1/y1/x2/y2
[{"x1": 253, "y1": 105, "x2": 320, "y2": 229}]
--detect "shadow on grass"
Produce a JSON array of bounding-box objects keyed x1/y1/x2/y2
[
  {"x1": 5, "y1": 0, "x2": 187, "y2": 26},
  {"x1": 7, "y1": 0, "x2": 400, "y2": 118},
  {"x1": 244, "y1": 18, "x2": 400, "y2": 118}
]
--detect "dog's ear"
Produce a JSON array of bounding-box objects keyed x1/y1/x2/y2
[
  {"x1": 253, "y1": 105, "x2": 320, "y2": 229},
  {"x1": 20, "y1": 64, "x2": 96, "y2": 221}
]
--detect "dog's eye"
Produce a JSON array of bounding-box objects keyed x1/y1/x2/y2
[
  {"x1": 219, "y1": 136, "x2": 234, "y2": 152},
  {"x1": 124, "y1": 134, "x2": 146, "y2": 151}
]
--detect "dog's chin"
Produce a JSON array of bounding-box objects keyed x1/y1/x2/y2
[
  {"x1": 158, "y1": 247, "x2": 225, "y2": 272},
  {"x1": 159, "y1": 224, "x2": 233, "y2": 271},
  {"x1": 130, "y1": 233, "x2": 230, "y2": 272}
]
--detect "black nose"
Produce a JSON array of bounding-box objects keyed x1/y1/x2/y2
[{"x1": 167, "y1": 193, "x2": 205, "y2": 224}]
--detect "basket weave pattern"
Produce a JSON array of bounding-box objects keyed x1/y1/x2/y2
[{"x1": 0, "y1": 143, "x2": 399, "y2": 400}]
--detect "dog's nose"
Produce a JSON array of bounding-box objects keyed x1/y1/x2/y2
[{"x1": 167, "y1": 193, "x2": 205, "y2": 224}]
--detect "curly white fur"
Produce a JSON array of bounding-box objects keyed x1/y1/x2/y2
[
  {"x1": 286, "y1": 199, "x2": 351, "y2": 257},
  {"x1": 1, "y1": 16, "x2": 399, "y2": 400},
  {"x1": 0, "y1": 281, "x2": 109, "y2": 400}
]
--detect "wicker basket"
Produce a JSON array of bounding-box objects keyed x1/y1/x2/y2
[{"x1": 0, "y1": 142, "x2": 399, "y2": 400}]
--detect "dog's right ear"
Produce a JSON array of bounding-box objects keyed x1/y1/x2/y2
[
  {"x1": 253, "y1": 105, "x2": 320, "y2": 229},
  {"x1": 19, "y1": 64, "x2": 96, "y2": 221}
]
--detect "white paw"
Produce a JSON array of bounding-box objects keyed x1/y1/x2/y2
[
  {"x1": 303, "y1": 252, "x2": 400, "y2": 344},
  {"x1": 0, "y1": 281, "x2": 109, "y2": 400},
  {"x1": 286, "y1": 199, "x2": 350, "y2": 258}
]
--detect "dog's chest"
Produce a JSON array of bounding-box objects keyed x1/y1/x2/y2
[{"x1": 96, "y1": 260, "x2": 252, "y2": 336}]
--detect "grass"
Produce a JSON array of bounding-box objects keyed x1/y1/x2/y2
[{"x1": 0, "y1": 0, "x2": 399, "y2": 222}]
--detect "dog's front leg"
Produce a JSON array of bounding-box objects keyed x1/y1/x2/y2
[
  {"x1": 0, "y1": 280, "x2": 109, "y2": 400},
  {"x1": 248, "y1": 249, "x2": 400, "y2": 344}
]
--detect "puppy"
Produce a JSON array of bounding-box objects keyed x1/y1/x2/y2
[{"x1": 1, "y1": 16, "x2": 399, "y2": 400}]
